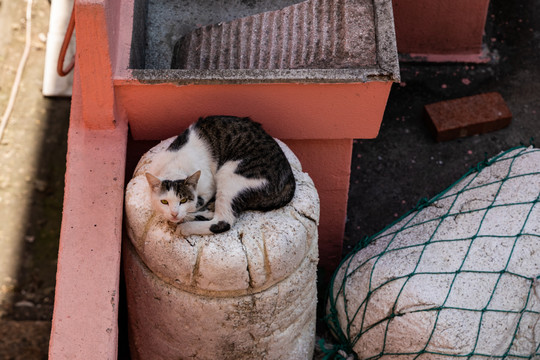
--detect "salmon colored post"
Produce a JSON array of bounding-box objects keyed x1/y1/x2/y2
[
  {"x1": 284, "y1": 139, "x2": 354, "y2": 272},
  {"x1": 49, "y1": 0, "x2": 127, "y2": 359},
  {"x1": 392, "y1": 0, "x2": 490, "y2": 62},
  {"x1": 49, "y1": 65, "x2": 128, "y2": 359},
  {"x1": 74, "y1": 0, "x2": 115, "y2": 129}
]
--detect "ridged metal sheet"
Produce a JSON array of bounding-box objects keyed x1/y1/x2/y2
[{"x1": 172, "y1": 0, "x2": 377, "y2": 70}]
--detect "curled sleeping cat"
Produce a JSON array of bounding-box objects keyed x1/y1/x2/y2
[{"x1": 145, "y1": 116, "x2": 296, "y2": 236}]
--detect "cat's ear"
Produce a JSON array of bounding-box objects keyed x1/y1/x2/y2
[
  {"x1": 145, "y1": 173, "x2": 161, "y2": 192},
  {"x1": 185, "y1": 170, "x2": 201, "y2": 188}
]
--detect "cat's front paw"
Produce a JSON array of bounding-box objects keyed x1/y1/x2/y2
[
  {"x1": 177, "y1": 221, "x2": 213, "y2": 237},
  {"x1": 177, "y1": 222, "x2": 192, "y2": 237},
  {"x1": 177, "y1": 222, "x2": 203, "y2": 237},
  {"x1": 176, "y1": 223, "x2": 197, "y2": 246}
]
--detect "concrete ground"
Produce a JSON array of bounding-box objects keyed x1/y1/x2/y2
[
  {"x1": 344, "y1": 0, "x2": 540, "y2": 253},
  {"x1": 0, "y1": 0, "x2": 538, "y2": 358},
  {"x1": 0, "y1": 0, "x2": 70, "y2": 358}
]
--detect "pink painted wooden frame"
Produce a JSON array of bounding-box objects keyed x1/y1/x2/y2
[{"x1": 49, "y1": 0, "x2": 394, "y2": 358}]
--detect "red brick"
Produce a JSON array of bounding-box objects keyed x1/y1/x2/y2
[{"x1": 425, "y1": 92, "x2": 512, "y2": 142}]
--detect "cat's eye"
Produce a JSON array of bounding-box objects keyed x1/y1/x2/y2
[
  {"x1": 160, "y1": 200, "x2": 168, "y2": 205},
  {"x1": 180, "y1": 198, "x2": 188, "y2": 204}
]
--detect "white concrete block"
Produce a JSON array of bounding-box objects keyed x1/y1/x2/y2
[{"x1": 125, "y1": 138, "x2": 320, "y2": 359}]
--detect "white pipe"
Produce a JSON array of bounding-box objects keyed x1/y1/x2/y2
[{"x1": 42, "y1": 0, "x2": 75, "y2": 97}]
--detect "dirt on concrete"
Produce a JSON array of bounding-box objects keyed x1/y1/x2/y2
[
  {"x1": 344, "y1": 0, "x2": 540, "y2": 254},
  {"x1": 0, "y1": 0, "x2": 70, "y2": 358}
]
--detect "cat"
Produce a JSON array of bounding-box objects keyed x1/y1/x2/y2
[{"x1": 145, "y1": 115, "x2": 296, "y2": 237}]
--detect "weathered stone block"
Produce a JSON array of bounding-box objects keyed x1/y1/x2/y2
[
  {"x1": 124, "y1": 138, "x2": 320, "y2": 359},
  {"x1": 171, "y1": 0, "x2": 377, "y2": 70}
]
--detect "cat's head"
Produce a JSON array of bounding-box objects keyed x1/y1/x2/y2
[{"x1": 145, "y1": 171, "x2": 201, "y2": 224}]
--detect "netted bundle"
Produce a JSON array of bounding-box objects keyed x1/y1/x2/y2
[{"x1": 327, "y1": 146, "x2": 540, "y2": 359}]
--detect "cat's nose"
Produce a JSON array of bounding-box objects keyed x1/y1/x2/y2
[{"x1": 171, "y1": 211, "x2": 179, "y2": 218}]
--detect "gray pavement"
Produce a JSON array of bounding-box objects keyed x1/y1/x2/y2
[
  {"x1": 0, "y1": 0, "x2": 69, "y2": 358},
  {"x1": 344, "y1": 0, "x2": 540, "y2": 254}
]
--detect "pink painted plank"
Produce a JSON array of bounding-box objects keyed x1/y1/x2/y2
[
  {"x1": 48, "y1": 65, "x2": 128, "y2": 359},
  {"x1": 114, "y1": 81, "x2": 392, "y2": 141},
  {"x1": 74, "y1": 0, "x2": 115, "y2": 130}
]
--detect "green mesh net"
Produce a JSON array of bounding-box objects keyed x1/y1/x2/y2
[{"x1": 326, "y1": 146, "x2": 540, "y2": 359}]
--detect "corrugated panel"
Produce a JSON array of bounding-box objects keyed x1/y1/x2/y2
[{"x1": 171, "y1": 0, "x2": 377, "y2": 70}]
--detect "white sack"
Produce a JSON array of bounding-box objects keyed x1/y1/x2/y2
[{"x1": 328, "y1": 146, "x2": 540, "y2": 359}]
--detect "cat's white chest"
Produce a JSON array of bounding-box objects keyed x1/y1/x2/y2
[{"x1": 148, "y1": 134, "x2": 216, "y2": 202}]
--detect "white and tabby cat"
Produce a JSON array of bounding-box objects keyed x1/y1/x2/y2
[{"x1": 145, "y1": 116, "x2": 296, "y2": 236}]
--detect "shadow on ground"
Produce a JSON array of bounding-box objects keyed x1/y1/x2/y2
[
  {"x1": 344, "y1": 0, "x2": 540, "y2": 254},
  {"x1": 0, "y1": 95, "x2": 70, "y2": 359}
]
